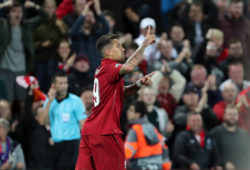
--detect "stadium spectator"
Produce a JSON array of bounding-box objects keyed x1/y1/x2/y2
[
  {"x1": 48, "y1": 39, "x2": 76, "y2": 77},
  {"x1": 141, "y1": 86, "x2": 173, "y2": 136},
  {"x1": 213, "y1": 83, "x2": 237, "y2": 122},
  {"x1": 0, "y1": 118, "x2": 26, "y2": 170},
  {"x1": 219, "y1": 39, "x2": 243, "y2": 74},
  {"x1": 169, "y1": 24, "x2": 189, "y2": 54},
  {"x1": 151, "y1": 61, "x2": 186, "y2": 118},
  {"x1": 61, "y1": 0, "x2": 87, "y2": 26},
  {"x1": 173, "y1": 112, "x2": 222, "y2": 170},
  {"x1": 196, "y1": 29, "x2": 228, "y2": 64},
  {"x1": 173, "y1": 84, "x2": 218, "y2": 132},
  {"x1": 0, "y1": 0, "x2": 48, "y2": 104},
  {"x1": 188, "y1": 65, "x2": 222, "y2": 107},
  {"x1": 68, "y1": 54, "x2": 93, "y2": 96},
  {"x1": 180, "y1": 0, "x2": 218, "y2": 56},
  {"x1": 125, "y1": 101, "x2": 171, "y2": 170},
  {"x1": 33, "y1": 0, "x2": 68, "y2": 93},
  {"x1": 69, "y1": 0, "x2": 109, "y2": 75},
  {"x1": 150, "y1": 39, "x2": 192, "y2": 78},
  {"x1": 80, "y1": 85, "x2": 93, "y2": 116},
  {"x1": 218, "y1": 0, "x2": 250, "y2": 80},
  {"x1": 41, "y1": 71, "x2": 87, "y2": 170},
  {"x1": 134, "y1": 17, "x2": 161, "y2": 62},
  {"x1": 28, "y1": 105, "x2": 54, "y2": 170},
  {"x1": 210, "y1": 106, "x2": 250, "y2": 169},
  {"x1": 220, "y1": 61, "x2": 250, "y2": 94}
]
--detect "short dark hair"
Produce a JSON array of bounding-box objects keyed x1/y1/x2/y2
[
  {"x1": 7, "y1": 1, "x2": 22, "y2": 13},
  {"x1": 187, "y1": 111, "x2": 201, "y2": 120},
  {"x1": 103, "y1": 10, "x2": 115, "y2": 20},
  {"x1": 228, "y1": 38, "x2": 242, "y2": 46},
  {"x1": 96, "y1": 33, "x2": 117, "y2": 56},
  {"x1": 130, "y1": 101, "x2": 147, "y2": 118},
  {"x1": 124, "y1": 42, "x2": 138, "y2": 51},
  {"x1": 51, "y1": 70, "x2": 67, "y2": 83},
  {"x1": 80, "y1": 85, "x2": 93, "y2": 96}
]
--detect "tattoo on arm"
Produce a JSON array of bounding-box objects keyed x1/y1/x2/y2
[{"x1": 120, "y1": 45, "x2": 146, "y2": 75}]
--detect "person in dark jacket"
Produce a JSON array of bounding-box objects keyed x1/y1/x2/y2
[
  {"x1": 173, "y1": 112, "x2": 222, "y2": 170},
  {"x1": 68, "y1": 54, "x2": 93, "y2": 96},
  {"x1": 69, "y1": 0, "x2": 109, "y2": 75},
  {"x1": 0, "y1": 0, "x2": 48, "y2": 103}
]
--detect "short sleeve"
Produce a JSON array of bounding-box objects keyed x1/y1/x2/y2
[
  {"x1": 74, "y1": 98, "x2": 87, "y2": 121},
  {"x1": 106, "y1": 63, "x2": 123, "y2": 83}
]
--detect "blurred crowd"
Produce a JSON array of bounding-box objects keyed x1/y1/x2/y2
[{"x1": 0, "y1": 0, "x2": 250, "y2": 169}]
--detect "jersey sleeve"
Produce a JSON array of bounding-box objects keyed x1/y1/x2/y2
[
  {"x1": 74, "y1": 98, "x2": 87, "y2": 121},
  {"x1": 106, "y1": 63, "x2": 123, "y2": 83}
]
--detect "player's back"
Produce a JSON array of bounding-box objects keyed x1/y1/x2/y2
[{"x1": 82, "y1": 58, "x2": 124, "y2": 135}]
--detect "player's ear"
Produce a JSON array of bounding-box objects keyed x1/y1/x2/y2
[{"x1": 104, "y1": 48, "x2": 111, "y2": 57}]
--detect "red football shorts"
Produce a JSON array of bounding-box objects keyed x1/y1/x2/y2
[{"x1": 75, "y1": 134, "x2": 126, "y2": 170}]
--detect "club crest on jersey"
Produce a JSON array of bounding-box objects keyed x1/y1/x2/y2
[{"x1": 115, "y1": 64, "x2": 121, "y2": 68}]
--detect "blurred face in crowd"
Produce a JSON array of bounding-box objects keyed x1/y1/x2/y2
[
  {"x1": 160, "y1": 40, "x2": 173, "y2": 60},
  {"x1": 104, "y1": 14, "x2": 115, "y2": 31},
  {"x1": 58, "y1": 41, "x2": 71, "y2": 61},
  {"x1": 74, "y1": 60, "x2": 89, "y2": 72},
  {"x1": 191, "y1": 67, "x2": 207, "y2": 87},
  {"x1": 206, "y1": 41, "x2": 218, "y2": 57},
  {"x1": 0, "y1": 100, "x2": 11, "y2": 121},
  {"x1": 187, "y1": 114, "x2": 203, "y2": 133},
  {"x1": 158, "y1": 77, "x2": 170, "y2": 95},
  {"x1": 229, "y1": 1, "x2": 244, "y2": 19},
  {"x1": 81, "y1": 90, "x2": 93, "y2": 114},
  {"x1": 142, "y1": 87, "x2": 156, "y2": 106},
  {"x1": 83, "y1": 10, "x2": 96, "y2": 29},
  {"x1": 8, "y1": 6, "x2": 23, "y2": 26},
  {"x1": 74, "y1": 0, "x2": 87, "y2": 15},
  {"x1": 224, "y1": 107, "x2": 239, "y2": 126},
  {"x1": 229, "y1": 41, "x2": 243, "y2": 57},
  {"x1": 229, "y1": 64, "x2": 244, "y2": 85},
  {"x1": 127, "y1": 105, "x2": 140, "y2": 122},
  {"x1": 53, "y1": 76, "x2": 68, "y2": 97},
  {"x1": 222, "y1": 84, "x2": 237, "y2": 103},
  {"x1": 107, "y1": 39, "x2": 125, "y2": 63},
  {"x1": 129, "y1": 71, "x2": 143, "y2": 84},
  {"x1": 189, "y1": 4, "x2": 203, "y2": 22},
  {"x1": 210, "y1": 36, "x2": 223, "y2": 49},
  {"x1": 141, "y1": 26, "x2": 156, "y2": 37},
  {"x1": 44, "y1": 0, "x2": 56, "y2": 18},
  {"x1": 216, "y1": 0, "x2": 230, "y2": 13},
  {"x1": 125, "y1": 48, "x2": 135, "y2": 59},
  {"x1": 183, "y1": 92, "x2": 199, "y2": 108},
  {"x1": 170, "y1": 26, "x2": 185, "y2": 43}
]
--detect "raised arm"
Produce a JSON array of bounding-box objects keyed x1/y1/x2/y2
[
  {"x1": 119, "y1": 26, "x2": 155, "y2": 75},
  {"x1": 40, "y1": 86, "x2": 56, "y2": 124}
]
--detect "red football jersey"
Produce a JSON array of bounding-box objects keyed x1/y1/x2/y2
[{"x1": 82, "y1": 58, "x2": 124, "y2": 135}]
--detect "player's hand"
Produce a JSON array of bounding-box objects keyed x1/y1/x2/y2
[
  {"x1": 139, "y1": 72, "x2": 155, "y2": 86},
  {"x1": 143, "y1": 26, "x2": 156, "y2": 47}
]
